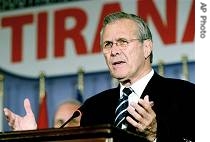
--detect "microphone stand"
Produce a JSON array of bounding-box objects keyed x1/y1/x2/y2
[{"x1": 60, "y1": 110, "x2": 81, "y2": 128}]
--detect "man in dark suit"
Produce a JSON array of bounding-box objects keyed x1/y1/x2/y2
[
  {"x1": 80, "y1": 71, "x2": 194, "y2": 142},
  {"x1": 4, "y1": 12, "x2": 194, "y2": 142}
]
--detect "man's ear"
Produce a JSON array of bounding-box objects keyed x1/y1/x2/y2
[{"x1": 143, "y1": 39, "x2": 153, "y2": 59}]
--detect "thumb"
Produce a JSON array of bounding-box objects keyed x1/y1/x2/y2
[
  {"x1": 144, "y1": 95, "x2": 154, "y2": 106},
  {"x1": 144, "y1": 95, "x2": 149, "y2": 102},
  {"x1": 24, "y1": 98, "x2": 33, "y2": 116}
]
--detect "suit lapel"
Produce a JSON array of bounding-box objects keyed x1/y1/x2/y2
[{"x1": 140, "y1": 72, "x2": 161, "y2": 102}]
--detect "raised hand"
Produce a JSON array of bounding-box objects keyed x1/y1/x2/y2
[
  {"x1": 3, "y1": 98, "x2": 37, "y2": 131},
  {"x1": 127, "y1": 95, "x2": 157, "y2": 142}
]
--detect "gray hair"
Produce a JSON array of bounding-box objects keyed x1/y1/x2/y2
[{"x1": 100, "y1": 11, "x2": 153, "y2": 63}]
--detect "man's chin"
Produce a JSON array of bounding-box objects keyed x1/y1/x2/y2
[
  {"x1": 113, "y1": 75, "x2": 130, "y2": 84},
  {"x1": 112, "y1": 74, "x2": 124, "y2": 80}
]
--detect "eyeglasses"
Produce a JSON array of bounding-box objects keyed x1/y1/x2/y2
[{"x1": 102, "y1": 38, "x2": 140, "y2": 53}]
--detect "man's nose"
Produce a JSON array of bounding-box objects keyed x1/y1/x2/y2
[{"x1": 111, "y1": 43, "x2": 121, "y2": 55}]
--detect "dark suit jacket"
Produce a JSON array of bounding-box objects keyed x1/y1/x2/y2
[{"x1": 80, "y1": 71, "x2": 195, "y2": 142}]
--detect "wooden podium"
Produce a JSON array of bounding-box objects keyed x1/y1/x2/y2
[{"x1": 0, "y1": 124, "x2": 149, "y2": 142}]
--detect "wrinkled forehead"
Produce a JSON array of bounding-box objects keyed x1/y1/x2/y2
[
  {"x1": 104, "y1": 18, "x2": 138, "y2": 30},
  {"x1": 102, "y1": 19, "x2": 138, "y2": 40}
]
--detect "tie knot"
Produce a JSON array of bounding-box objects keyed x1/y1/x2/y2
[{"x1": 122, "y1": 87, "x2": 132, "y2": 96}]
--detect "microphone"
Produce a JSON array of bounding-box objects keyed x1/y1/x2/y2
[{"x1": 59, "y1": 110, "x2": 81, "y2": 128}]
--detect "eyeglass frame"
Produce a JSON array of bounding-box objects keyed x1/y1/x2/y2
[{"x1": 102, "y1": 38, "x2": 141, "y2": 53}]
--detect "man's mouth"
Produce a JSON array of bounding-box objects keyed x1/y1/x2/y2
[{"x1": 112, "y1": 61, "x2": 126, "y2": 65}]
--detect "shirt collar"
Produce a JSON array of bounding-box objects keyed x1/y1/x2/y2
[{"x1": 120, "y1": 69, "x2": 154, "y2": 97}]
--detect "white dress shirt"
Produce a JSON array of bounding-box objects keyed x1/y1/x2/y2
[
  {"x1": 120, "y1": 69, "x2": 154, "y2": 105},
  {"x1": 119, "y1": 69, "x2": 156, "y2": 141}
]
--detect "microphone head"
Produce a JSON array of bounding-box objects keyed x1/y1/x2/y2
[
  {"x1": 59, "y1": 110, "x2": 81, "y2": 128},
  {"x1": 73, "y1": 110, "x2": 81, "y2": 118}
]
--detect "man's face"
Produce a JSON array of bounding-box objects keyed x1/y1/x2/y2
[
  {"x1": 54, "y1": 103, "x2": 81, "y2": 128},
  {"x1": 102, "y1": 19, "x2": 151, "y2": 84}
]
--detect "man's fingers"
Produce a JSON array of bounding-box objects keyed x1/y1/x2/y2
[
  {"x1": 3, "y1": 108, "x2": 9, "y2": 118},
  {"x1": 24, "y1": 98, "x2": 33, "y2": 115},
  {"x1": 138, "y1": 96, "x2": 154, "y2": 113},
  {"x1": 3, "y1": 108, "x2": 17, "y2": 130},
  {"x1": 144, "y1": 95, "x2": 149, "y2": 102},
  {"x1": 4, "y1": 108, "x2": 14, "y2": 121}
]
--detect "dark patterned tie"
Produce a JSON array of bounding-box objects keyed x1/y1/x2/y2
[{"x1": 114, "y1": 87, "x2": 132, "y2": 129}]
